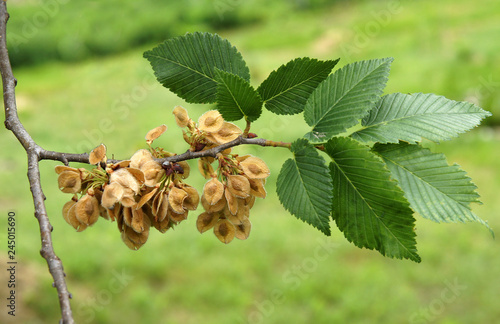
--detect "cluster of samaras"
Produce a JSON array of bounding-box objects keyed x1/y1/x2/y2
[{"x1": 56, "y1": 107, "x2": 270, "y2": 250}]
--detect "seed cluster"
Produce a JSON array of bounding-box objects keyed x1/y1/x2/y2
[{"x1": 57, "y1": 107, "x2": 270, "y2": 249}]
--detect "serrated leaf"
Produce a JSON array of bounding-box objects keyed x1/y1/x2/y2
[
  {"x1": 214, "y1": 69, "x2": 263, "y2": 122},
  {"x1": 257, "y1": 57, "x2": 339, "y2": 115},
  {"x1": 304, "y1": 58, "x2": 392, "y2": 143},
  {"x1": 326, "y1": 137, "x2": 420, "y2": 262},
  {"x1": 276, "y1": 139, "x2": 333, "y2": 235},
  {"x1": 352, "y1": 93, "x2": 492, "y2": 144},
  {"x1": 373, "y1": 142, "x2": 492, "y2": 235},
  {"x1": 143, "y1": 32, "x2": 250, "y2": 104}
]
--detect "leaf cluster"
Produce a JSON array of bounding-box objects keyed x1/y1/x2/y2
[{"x1": 144, "y1": 32, "x2": 492, "y2": 262}]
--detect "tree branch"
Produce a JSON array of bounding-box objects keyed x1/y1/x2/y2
[
  {"x1": 0, "y1": 3, "x2": 74, "y2": 323},
  {"x1": 160, "y1": 136, "x2": 291, "y2": 165}
]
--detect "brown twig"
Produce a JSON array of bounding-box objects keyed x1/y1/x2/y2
[
  {"x1": 0, "y1": 3, "x2": 74, "y2": 323},
  {"x1": 160, "y1": 136, "x2": 290, "y2": 165}
]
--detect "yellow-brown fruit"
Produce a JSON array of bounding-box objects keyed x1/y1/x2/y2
[
  {"x1": 110, "y1": 168, "x2": 141, "y2": 194},
  {"x1": 248, "y1": 178, "x2": 267, "y2": 198},
  {"x1": 176, "y1": 160, "x2": 191, "y2": 179},
  {"x1": 106, "y1": 203, "x2": 122, "y2": 221},
  {"x1": 214, "y1": 219, "x2": 236, "y2": 244},
  {"x1": 223, "y1": 207, "x2": 243, "y2": 226},
  {"x1": 169, "y1": 209, "x2": 188, "y2": 222},
  {"x1": 124, "y1": 224, "x2": 149, "y2": 245},
  {"x1": 224, "y1": 188, "x2": 238, "y2": 216},
  {"x1": 182, "y1": 185, "x2": 200, "y2": 210},
  {"x1": 62, "y1": 200, "x2": 83, "y2": 231},
  {"x1": 173, "y1": 105, "x2": 190, "y2": 128},
  {"x1": 234, "y1": 218, "x2": 251, "y2": 240},
  {"x1": 244, "y1": 195, "x2": 256, "y2": 209},
  {"x1": 131, "y1": 207, "x2": 146, "y2": 233},
  {"x1": 110, "y1": 160, "x2": 131, "y2": 170},
  {"x1": 141, "y1": 160, "x2": 164, "y2": 187},
  {"x1": 240, "y1": 157, "x2": 270, "y2": 179},
  {"x1": 213, "y1": 122, "x2": 242, "y2": 144},
  {"x1": 101, "y1": 182, "x2": 125, "y2": 209},
  {"x1": 198, "y1": 158, "x2": 215, "y2": 179},
  {"x1": 198, "y1": 110, "x2": 224, "y2": 133},
  {"x1": 121, "y1": 231, "x2": 144, "y2": 250},
  {"x1": 203, "y1": 178, "x2": 224, "y2": 205},
  {"x1": 201, "y1": 194, "x2": 226, "y2": 213},
  {"x1": 227, "y1": 175, "x2": 251, "y2": 198},
  {"x1": 126, "y1": 167, "x2": 146, "y2": 184},
  {"x1": 130, "y1": 149, "x2": 154, "y2": 169},
  {"x1": 123, "y1": 207, "x2": 133, "y2": 227},
  {"x1": 168, "y1": 187, "x2": 188, "y2": 214},
  {"x1": 145, "y1": 124, "x2": 167, "y2": 144},
  {"x1": 58, "y1": 170, "x2": 81, "y2": 194},
  {"x1": 136, "y1": 187, "x2": 158, "y2": 209},
  {"x1": 55, "y1": 165, "x2": 79, "y2": 175},
  {"x1": 89, "y1": 144, "x2": 107, "y2": 165},
  {"x1": 196, "y1": 212, "x2": 220, "y2": 233},
  {"x1": 151, "y1": 213, "x2": 171, "y2": 233},
  {"x1": 74, "y1": 194, "x2": 100, "y2": 226}
]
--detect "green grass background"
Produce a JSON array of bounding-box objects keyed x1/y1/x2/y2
[{"x1": 1, "y1": 0, "x2": 499, "y2": 323}]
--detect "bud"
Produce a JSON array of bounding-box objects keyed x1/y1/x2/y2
[
  {"x1": 198, "y1": 110, "x2": 224, "y2": 133},
  {"x1": 214, "y1": 219, "x2": 236, "y2": 244}
]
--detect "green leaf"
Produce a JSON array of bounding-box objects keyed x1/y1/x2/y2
[
  {"x1": 352, "y1": 93, "x2": 492, "y2": 144},
  {"x1": 214, "y1": 69, "x2": 263, "y2": 122},
  {"x1": 143, "y1": 32, "x2": 250, "y2": 104},
  {"x1": 304, "y1": 58, "x2": 393, "y2": 143},
  {"x1": 326, "y1": 137, "x2": 420, "y2": 262},
  {"x1": 257, "y1": 57, "x2": 339, "y2": 115},
  {"x1": 276, "y1": 139, "x2": 333, "y2": 235},
  {"x1": 373, "y1": 143, "x2": 492, "y2": 235}
]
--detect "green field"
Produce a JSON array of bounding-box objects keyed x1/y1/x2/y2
[{"x1": 1, "y1": 0, "x2": 500, "y2": 323}]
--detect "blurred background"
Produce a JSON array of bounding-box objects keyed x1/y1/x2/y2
[{"x1": 1, "y1": 0, "x2": 499, "y2": 323}]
